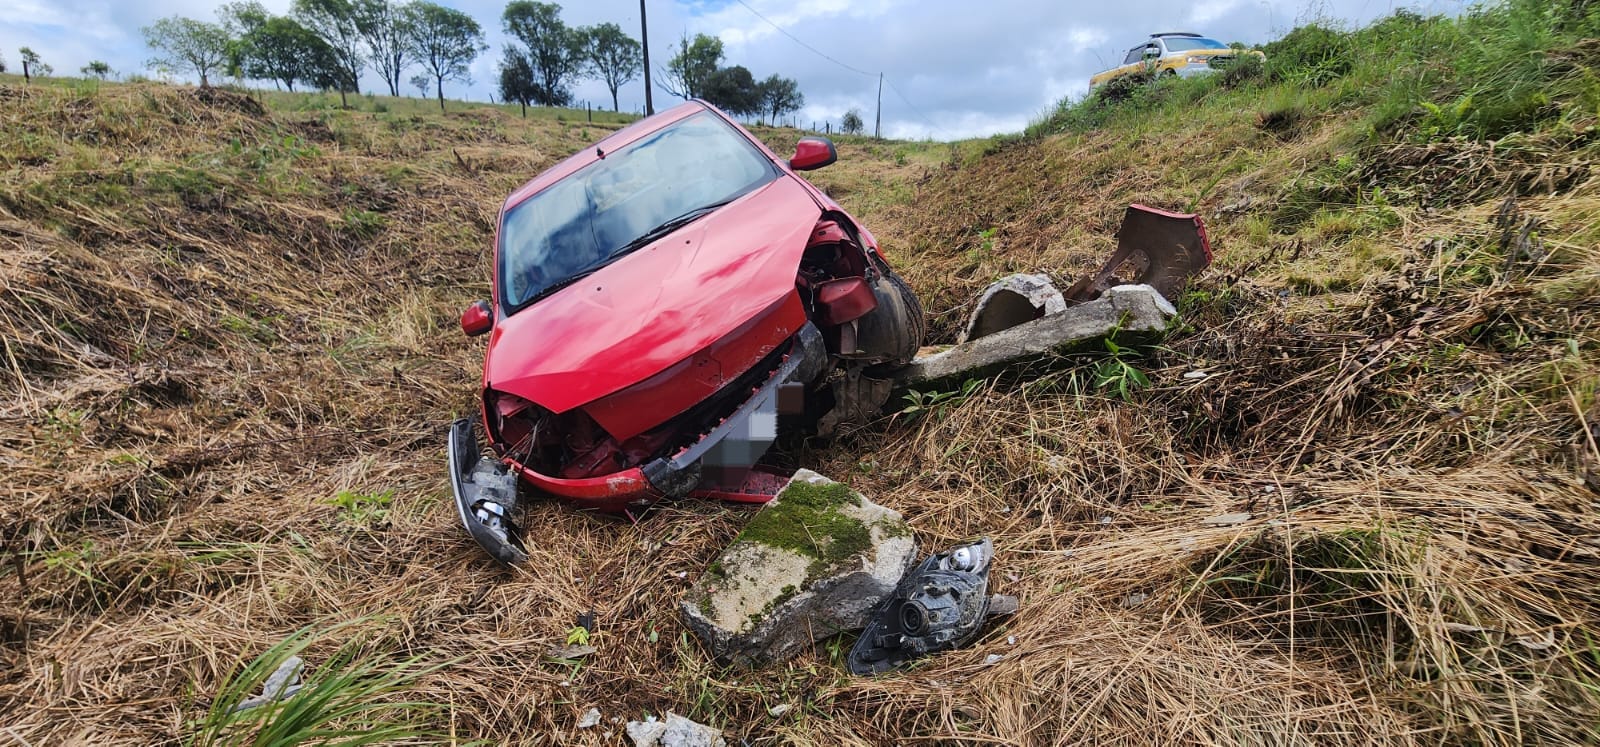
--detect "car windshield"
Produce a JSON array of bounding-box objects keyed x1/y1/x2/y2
[
  {"x1": 498, "y1": 110, "x2": 778, "y2": 312},
  {"x1": 1162, "y1": 37, "x2": 1227, "y2": 52}
]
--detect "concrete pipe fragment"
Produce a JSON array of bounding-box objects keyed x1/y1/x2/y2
[{"x1": 958, "y1": 273, "x2": 1068, "y2": 344}]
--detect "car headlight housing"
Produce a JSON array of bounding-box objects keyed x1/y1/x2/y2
[{"x1": 1187, "y1": 56, "x2": 1206, "y2": 64}]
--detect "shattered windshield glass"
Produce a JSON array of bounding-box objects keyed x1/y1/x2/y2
[
  {"x1": 498, "y1": 110, "x2": 779, "y2": 312},
  {"x1": 1162, "y1": 37, "x2": 1228, "y2": 52}
]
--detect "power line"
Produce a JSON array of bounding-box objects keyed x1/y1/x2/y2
[
  {"x1": 883, "y1": 76, "x2": 945, "y2": 138},
  {"x1": 727, "y1": 0, "x2": 948, "y2": 139},
  {"x1": 728, "y1": 0, "x2": 876, "y2": 78}
]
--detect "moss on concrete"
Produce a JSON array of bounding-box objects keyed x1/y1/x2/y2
[{"x1": 734, "y1": 479, "x2": 870, "y2": 572}]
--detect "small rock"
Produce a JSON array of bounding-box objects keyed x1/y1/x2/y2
[
  {"x1": 767, "y1": 704, "x2": 790, "y2": 717},
  {"x1": 1006, "y1": 635, "x2": 1016, "y2": 646},
  {"x1": 626, "y1": 718, "x2": 664, "y2": 746},
  {"x1": 1121, "y1": 592, "x2": 1149, "y2": 608},
  {"x1": 1201, "y1": 512, "x2": 1252, "y2": 526},
  {"x1": 1182, "y1": 370, "x2": 1209, "y2": 380},
  {"x1": 578, "y1": 708, "x2": 602, "y2": 729},
  {"x1": 626, "y1": 713, "x2": 726, "y2": 747},
  {"x1": 983, "y1": 654, "x2": 1004, "y2": 666}
]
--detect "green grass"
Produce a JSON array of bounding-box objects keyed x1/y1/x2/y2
[
  {"x1": 1028, "y1": 0, "x2": 1600, "y2": 145},
  {"x1": 0, "y1": 72, "x2": 639, "y2": 125},
  {"x1": 190, "y1": 620, "x2": 451, "y2": 747}
]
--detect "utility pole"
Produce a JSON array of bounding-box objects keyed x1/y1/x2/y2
[
  {"x1": 874, "y1": 72, "x2": 883, "y2": 139},
  {"x1": 640, "y1": 0, "x2": 654, "y2": 115}
]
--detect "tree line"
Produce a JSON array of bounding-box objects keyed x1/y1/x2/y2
[{"x1": 134, "y1": 0, "x2": 804, "y2": 121}]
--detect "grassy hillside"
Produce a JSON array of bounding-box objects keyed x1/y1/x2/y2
[{"x1": 3, "y1": 1, "x2": 1598, "y2": 742}]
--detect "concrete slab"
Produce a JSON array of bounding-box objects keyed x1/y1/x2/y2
[{"x1": 897, "y1": 284, "x2": 1177, "y2": 392}]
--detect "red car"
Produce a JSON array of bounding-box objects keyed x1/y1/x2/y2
[{"x1": 449, "y1": 101, "x2": 925, "y2": 563}]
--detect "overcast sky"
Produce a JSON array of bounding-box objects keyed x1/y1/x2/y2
[{"x1": 3, "y1": 0, "x2": 1468, "y2": 140}]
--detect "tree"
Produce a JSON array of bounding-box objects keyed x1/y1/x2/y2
[
  {"x1": 841, "y1": 108, "x2": 864, "y2": 135},
  {"x1": 497, "y1": 46, "x2": 536, "y2": 117},
  {"x1": 219, "y1": 1, "x2": 271, "y2": 35},
  {"x1": 81, "y1": 60, "x2": 113, "y2": 79},
  {"x1": 699, "y1": 65, "x2": 761, "y2": 117},
  {"x1": 19, "y1": 47, "x2": 51, "y2": 83},
  {"x1": 581, "y1": 22, "x2": 641, "y2": 112},
  {"x1": 757, "y1": 74, "x2": 803, "y2": 124},
  {"x1": 234, "y1": 15, "x2": 341, "y2": 92},
  {"x1": 661, "y1": 33, "x2": 722, "y2": 100},
  {"x1": 293, "y1": 0, "x2": 365, "y2": 106},
  {"x1": 409, "y1": 72, "x2": 431, "y2": 97},
  {"x1": 143, "y1": 18, "x2": 232, "y2": 87},
  {"x1": 401, "y1": 0, "x2": 485, "y2": 112},
  {"x1": 353, "y1": 0, "x2": 411, "y2": 96},
  {"x1": 502, "y1": 1, "x2": 583, "y2": 108}
]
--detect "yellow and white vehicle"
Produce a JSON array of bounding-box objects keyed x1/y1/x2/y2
[{"x1": 1090, "y1": 32, "x2": 1262, "y2": 89}]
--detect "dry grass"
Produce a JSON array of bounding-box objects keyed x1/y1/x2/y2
[{"x1": 2, "y1": 79, "x2": 1598, "y2": 745}]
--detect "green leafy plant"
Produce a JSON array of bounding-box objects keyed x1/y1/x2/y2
[
  {"x1": 1092, "y1": 338, "x2": 1150, "y2": 400},
  {"x1": 326, "y1": 490, "x2": 393, "y2": 526},
  {"x1": 898, "y1": 378, "x2": 981, "y2": 420},
  {"x1": 966, "y1": 227, "x2": 998, "y2": 264}
]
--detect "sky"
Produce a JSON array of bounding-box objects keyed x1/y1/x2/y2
[{"x1": 1, "y1": 0, "x2": 1469, "y2": 140}]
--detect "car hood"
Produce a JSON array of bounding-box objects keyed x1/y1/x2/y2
[{"x1": 484, "y1": 174, "x2": 820, "y2": 415}]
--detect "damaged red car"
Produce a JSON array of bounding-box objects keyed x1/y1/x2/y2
[{"x1": 449, "y1": 101, "x2": 924, "y2": 563}]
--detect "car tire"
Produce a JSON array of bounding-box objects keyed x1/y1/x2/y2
[{"x1": 870, "y1": 268, "x2": 925, "y2": 371}]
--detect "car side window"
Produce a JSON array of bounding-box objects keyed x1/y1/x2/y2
[{"x1": 1123, "y1": 47, "x2": 1144, "y2": 65}]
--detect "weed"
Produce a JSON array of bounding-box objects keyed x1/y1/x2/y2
[
  {"x1": 899, "y1": 378, "x2": 981, "y2": 420},
  {"x1": 1091, "y1": 338, "x2": 1150, "y2": 400},
  {"x1": 340, "y1": 208, "x2": 385, "y2": 240},
  {"x1": 326, "y1": 490, "x2": 393, "y2": 526},
  {"x1": 189, "y1": 620, "x2": 448, "y2": 746}
]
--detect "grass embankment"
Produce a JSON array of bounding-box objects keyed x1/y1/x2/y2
[{"x1": 3, "y1": 0, "x2": 1599, "y2": 741}]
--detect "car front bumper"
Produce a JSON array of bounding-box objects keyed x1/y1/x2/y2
[{"x1": 455, "y1": 323, "x2": 826, "y2": 524}]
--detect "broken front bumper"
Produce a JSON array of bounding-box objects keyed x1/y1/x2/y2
[{"x1": 450, "y1": 324, "x2": 826, "y2": 560}]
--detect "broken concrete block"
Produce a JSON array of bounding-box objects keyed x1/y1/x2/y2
[
  {"x1": 626, "y1": 713, "x2": 726, "y2": 747},
  {"x1": 899, "y1": 283, "x2": 1178, "y2": 393},
  {"x1": 680, "y1": 469, "x2": 916, "y2": 668},
  {"x1": 959, "y1": 273, "x2": 1068, "y2": 343}
]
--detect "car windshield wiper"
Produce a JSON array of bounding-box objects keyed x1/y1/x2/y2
[{"x1": 607, "y1": 200, "x2": 731, "y2": 261}]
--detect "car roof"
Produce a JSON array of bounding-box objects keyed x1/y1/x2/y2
[
  {"x1": 1151, "y1": 32, "x2": 1202, "y2": 38},
  {"x1": 501, "y1": 101, "x2": 711, "y2": 212}
]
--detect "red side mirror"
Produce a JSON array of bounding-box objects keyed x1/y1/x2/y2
[
  {"x1": 461, "y1": 300, "x2": 493, "y2": 337},
  {"x1": 790, "y1": 137, "x2": 837, "y2": 171}
]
